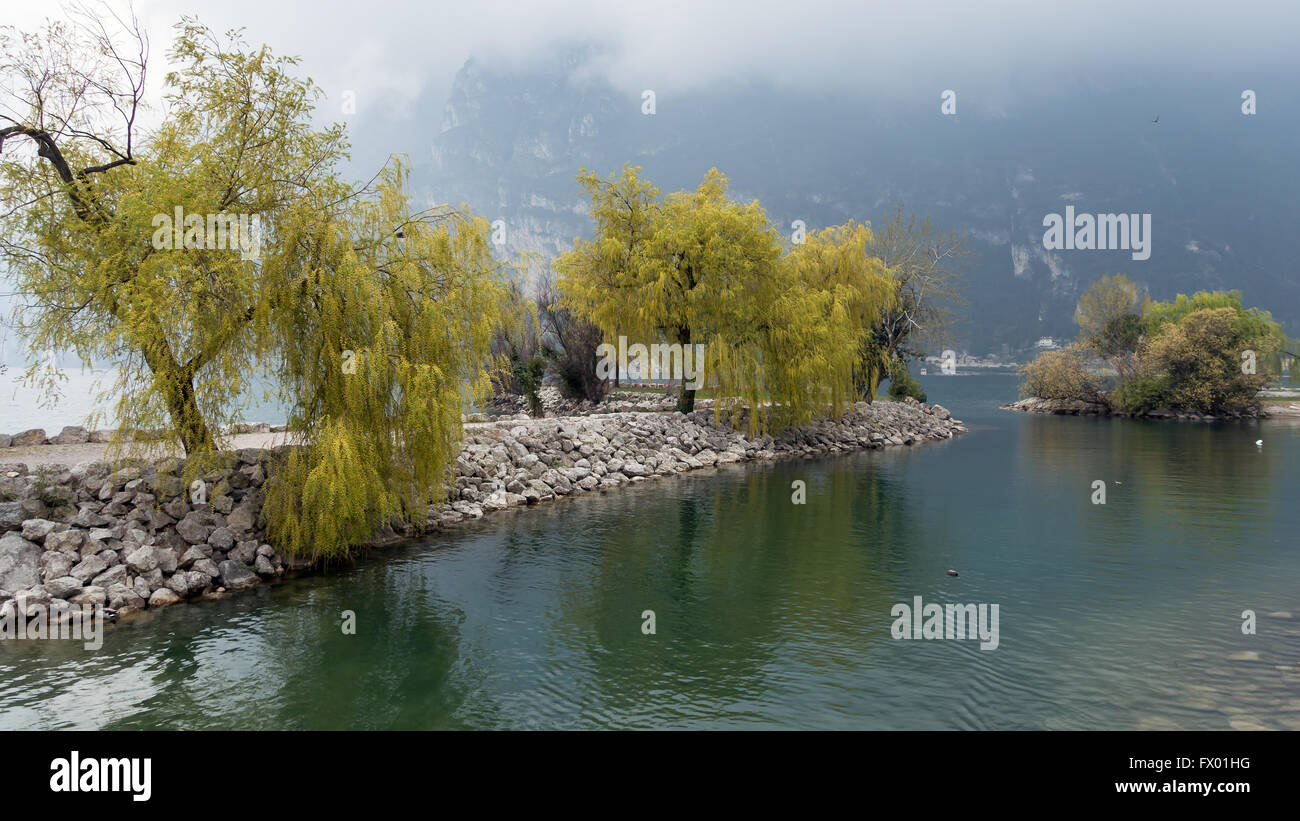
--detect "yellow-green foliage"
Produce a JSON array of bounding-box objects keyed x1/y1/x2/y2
[
  {"x1": 1075, "y1": 273, "x2": 1146, "y2": 350},
  {"x1": 556, "y1": 165, "x2": 895, "y2": 433},
  {"x1": 1139, "y1": 307, "x2": 1275, "y2": 414},
  {"x1": 1, "y1": 19, "x2": 507, "y2": 560},
  {"x1": 1, "y1": 20, "x2": 337, "y2": 461},
  {"x1": 1144, "y1": 290, "x2": 1287, "y2": 355},
  {"x1": 554, "y1": 166, "x2": 662, "y2": 343},
  {"x1": 1018, "y1": 343, "x2": 1106, "y2": 403},
  {"x1": 1019, "y1": 282, "x2": 1287, "y2": 415},
  {"x1": 260, "y1": 164, "x2": 507, "y2": 559},
  {"x1": 784, "y1": 221, "x2": 897, "y2": 404}
]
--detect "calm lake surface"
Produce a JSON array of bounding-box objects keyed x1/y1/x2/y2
[
  {"x1": 0, "y1": 367, "x2": 287, "y2": 432},
  {"x1": 1, "y1": 373, "x2": 1297, "y2": 729}
]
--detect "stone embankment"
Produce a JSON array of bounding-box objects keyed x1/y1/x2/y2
[
  {"x1": 0, "y1": 398, "x2": 963, "y2": 624},
  {"x1": 431, "y1": 399, "x2": 962, "y2": 526},
  {"x1": 472, "y1": 386, "x2": 688, "y2": 420}
]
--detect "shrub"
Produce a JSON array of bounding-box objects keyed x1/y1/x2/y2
[
  {"x1": 1111, "y1": 375, "x2": 1171, "y2": 414},
  {"x1": 514, "y1": 355, "x2": 547, "y2": 417},
  {"x1": 545, "y1": 317, "x2": 608, "y2": 403},
  {"x1": 1141, "y1": 307, "x2": 1271, "y2": 414},
  {"x1": 1018, "y1": 343, "x2": 1106, "y2": 404},
  {"x1": 537, "y1": 272, "x2": 609, "y2": 404},
  {"x1": 887, "y1": 359, "x2": 927, "y2": 403}
]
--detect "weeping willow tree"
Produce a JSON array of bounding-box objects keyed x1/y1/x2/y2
[
  {"x1": 259, "y1": 168, "x2": 506, "y2": 558},
  {"x1": 636, "y1": 167, "x2": 789, "y2": 418},
  {"x1": 0, "y1": 14, "x2": 506, "y2": 559},
  {"x1": 553, "y1": 164, "x2": 660, "y2": 389},
  {"x1": 557, "y1": 165, "x2": 893, "y2": 433},
  {"x1": 784, "y1": 221, "x2": 897, "y2": 402}
]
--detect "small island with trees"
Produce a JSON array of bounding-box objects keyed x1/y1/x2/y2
[{"x1": 1005, "y1": 273, "x2": 1296, "y2": 420}]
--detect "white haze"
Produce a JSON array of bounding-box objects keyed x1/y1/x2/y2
[{"x1": 2, "y1": 0, "x2": 1297, "y2": 119}]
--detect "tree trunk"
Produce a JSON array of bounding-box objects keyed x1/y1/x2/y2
[
  {"x1": 162, "y1": 373, "x2": 216, "y2": 455},
  {"x1": 677, "y1": 386, "x2": 696, "y2": 413},
  {"x1": 138, "y1": 322, "x2": 215, "y2": 456},
  {"x1": 613, "y1": 327, "x2": 620, "y2": 389},
  {"x1": 674, "y1": 324, "x2": 694, "y2": 413}
]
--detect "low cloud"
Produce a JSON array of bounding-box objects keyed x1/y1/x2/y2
[{"x1": 11, "y1": 0, "x2": 1292, "y2": 118}]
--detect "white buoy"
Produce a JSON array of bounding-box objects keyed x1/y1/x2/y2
[{"x1": 1255, "y1": 439, "x2": 1263, "y2": 447}]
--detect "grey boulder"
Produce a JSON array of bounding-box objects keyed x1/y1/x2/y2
[
  {"x1": 217, "y1": 560, "x2": 260, "y2": 591},
  {"x1": 45, "y1": 576, "x2": 84, "y2": 599},
  {"x1": 0, "y1": 532, "x2": 43, "y2": 590}
]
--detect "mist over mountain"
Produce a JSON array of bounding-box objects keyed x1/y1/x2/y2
[
  {"x1": 398, "y1": 54, "x2": 1300, "y2": 356},
  {"x1": 4, "y1": 1, "x2": 1296, "y2": 361}
]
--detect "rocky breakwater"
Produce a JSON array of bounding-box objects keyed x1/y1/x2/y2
[
  {"x1": 429, "y1": 398, "x2": 964, "y2": 527},
  {"x1": 471, "y1": 386, "x2": 688, "y2": 421},
  {"x1": 0, "y1": 398, "x2": 963, "y2": 622},
  {"x1": 0, "y1": 450, "x2": 292, "y2": 625}
]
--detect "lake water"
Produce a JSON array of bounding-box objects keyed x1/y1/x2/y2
[
  {"x1": 0, "y1": 367, "x2": 288, "y2": 433},
  {"x1": 1, "y1": 373, "x2": 1297, "y2": 729}
]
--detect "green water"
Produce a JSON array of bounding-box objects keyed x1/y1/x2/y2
[{"x1": 1, "y1": 374, "x2": 1297, "y2": 729}]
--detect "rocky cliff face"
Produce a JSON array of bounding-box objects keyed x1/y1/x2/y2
[{"x1": 419, "y1": 54, "x2": 637, "y2": 261}]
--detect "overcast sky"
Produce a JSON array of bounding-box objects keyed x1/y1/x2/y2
[{"x1": 3, "y1": 0, "x2": 1298, "y2": 122}]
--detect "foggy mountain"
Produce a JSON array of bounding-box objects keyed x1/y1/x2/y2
[{"x1": 404, "y1": 54, "x2": 1300, "y2": 356}]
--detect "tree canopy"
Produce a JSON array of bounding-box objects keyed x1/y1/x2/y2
[
  {"x1": 864, "y1": 203, "x2": 967, "y2": 366},
  {"x1": 1020, "y1": 276, "x2": 1287, "y2": 416},
  {"x1": 1, "y1": 15, "x2": 507, "y2": 559},
  {"x1": 1075, "y1": 273, "x2": 1146, "y2": 356},
  {"x1": 556, "y1": 165, "x2": 897, "y2": 431}
]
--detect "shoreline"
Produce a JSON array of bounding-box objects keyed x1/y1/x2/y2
[
  {"x1": 1000, "y1": 396, "x2": 1300, "y2": 420},
  {"x1": 0, "y1": 388, "x2": 682, "y2": 464},
  {"x1": 0, "y1": 399, "x2": 965, "y2": 627},
  {"x1": 422, "y1": 400, "x2": 964, "y2": 531}
]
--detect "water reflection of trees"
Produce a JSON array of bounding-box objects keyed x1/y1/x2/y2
[
  {"x1": 1015, "y1": 414, "x2": 1288, "y2": 557},
  {"x1": 184, "y1": 558, "x2": 476, "y2": 730},
  {"x1": 550, "y1": 456, "x2": 916, "y2": 726},
  {"x1": 13, "y1": 451, "x2": 926, "y2": 729}
]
